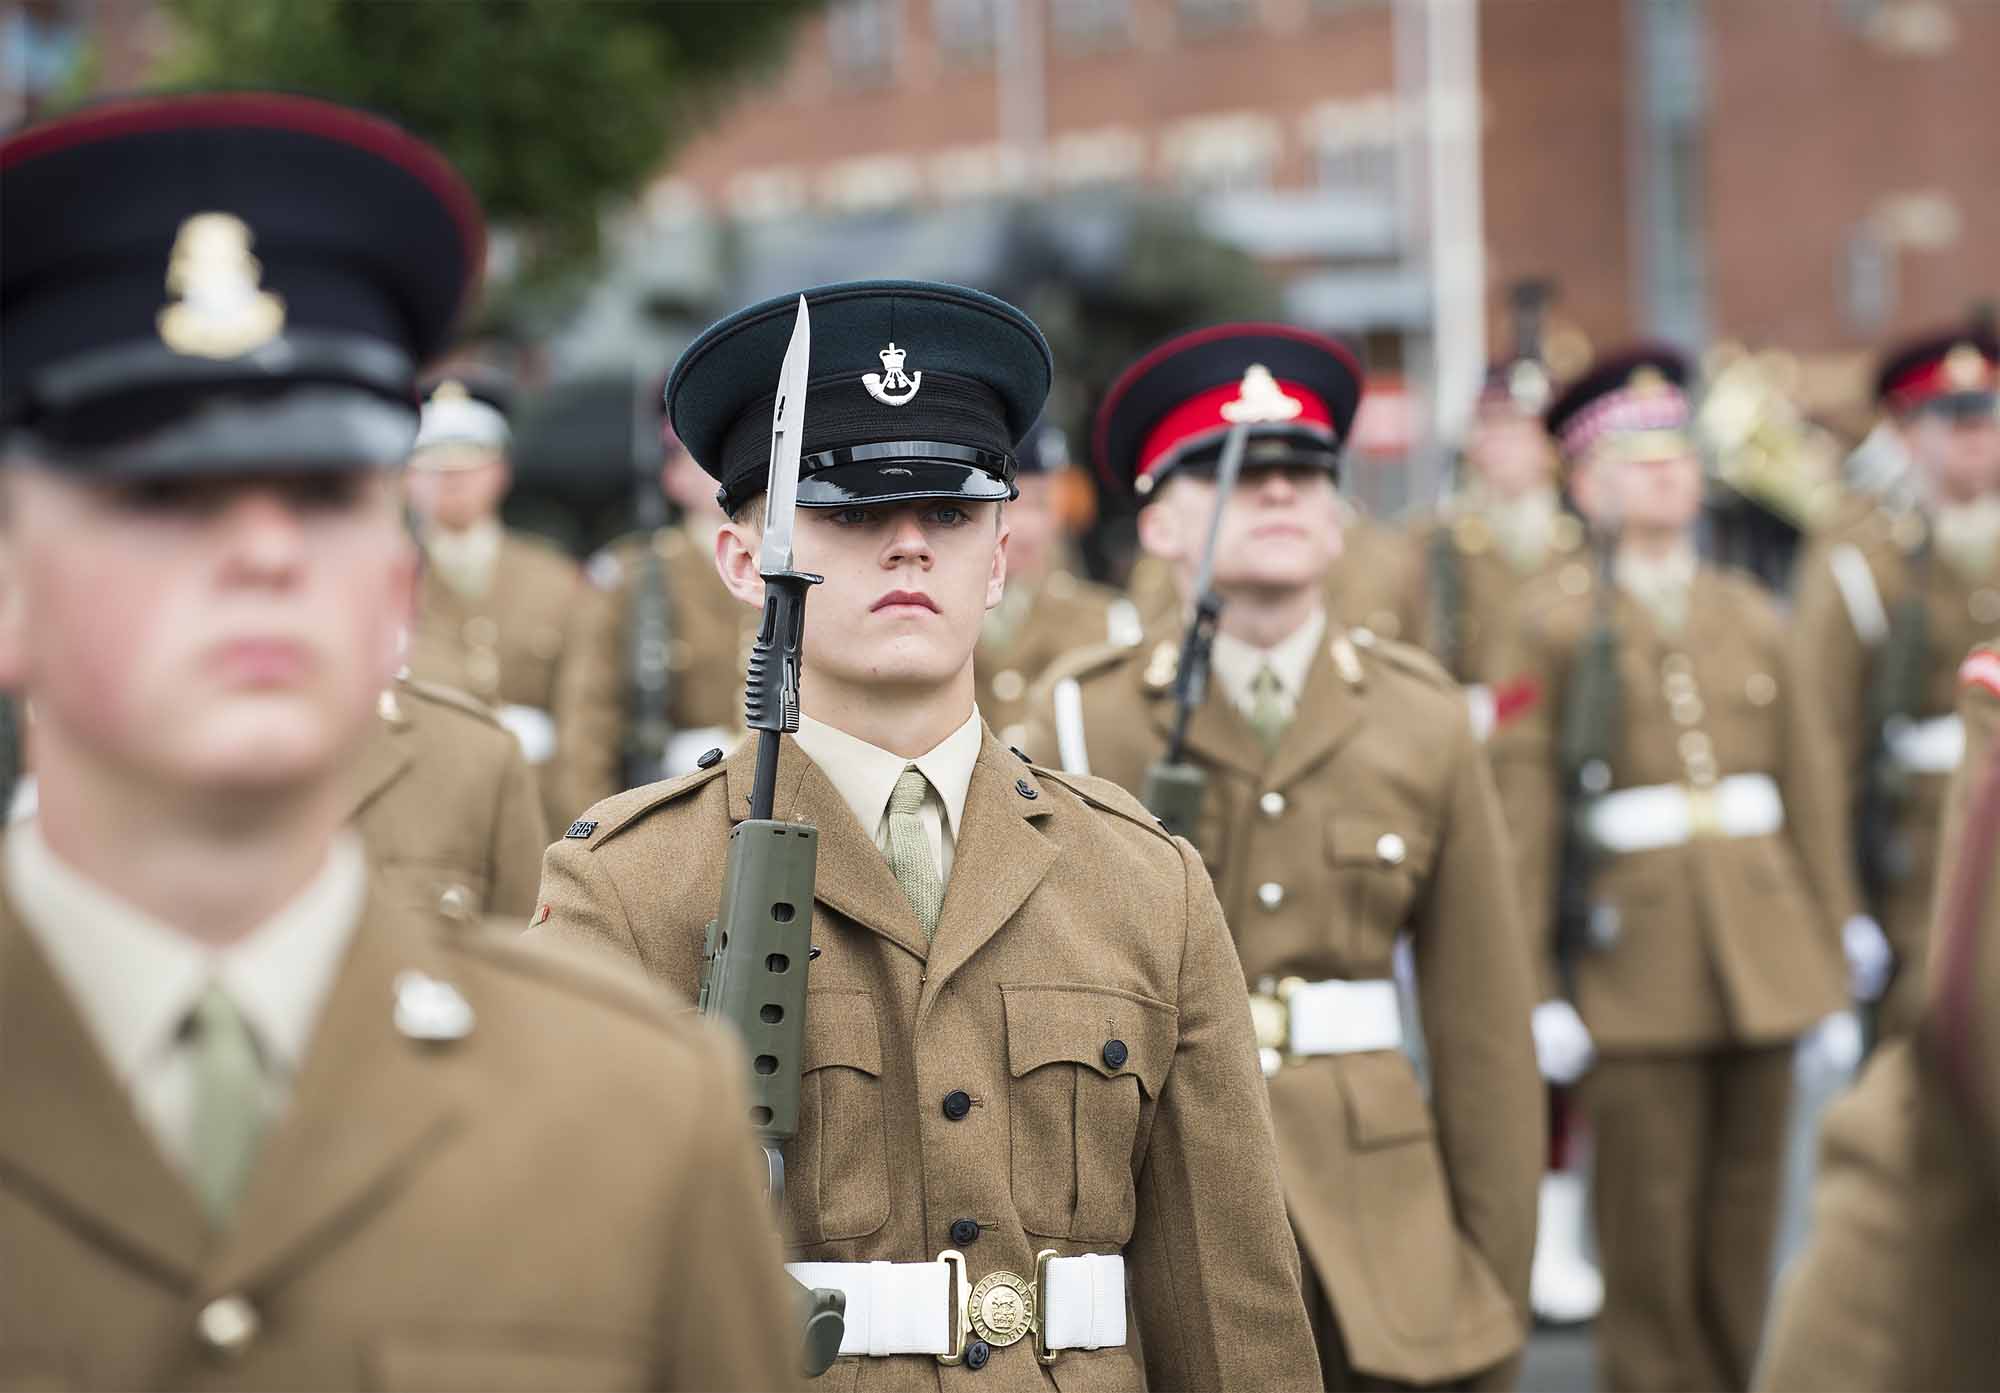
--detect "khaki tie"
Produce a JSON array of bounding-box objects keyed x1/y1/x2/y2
[
  {"x1": 887, "y1": 766, "x2": 944, "y2": 940},
  {"x1": 188, "y1": 982, "x2": 269, "y2": 1226},
  {"x1": 1248, "y1": 663, "x2": 1289, "y2": 753}
]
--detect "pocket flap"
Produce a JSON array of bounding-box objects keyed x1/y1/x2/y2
[
  {"x1": 1002, "y1": 984, "x2": 1178, "y2": 1095},
  {"x1": 1335, "y1": 1050, "x2": 1435, "y2": 1149},
  {"x1": 802, "y1": 988, "x2": 882, "y2": 1077},
  {"x1": 1326, "y1": 817, "x2": 1432, "y2": 870}
]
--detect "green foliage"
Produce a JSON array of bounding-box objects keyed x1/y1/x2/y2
[{"x1": 164, "y1": 0, "x2": 820, "y2": 279}]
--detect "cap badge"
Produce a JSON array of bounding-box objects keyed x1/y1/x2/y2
[
  {"x1": 156, "y1": 212, "x2": 286, "y2": 360},
  {"x1": 864, "y1": 341, "x2": 922, "y2": 407},
  {"x1": 1220, "y1": 365, "x2": 1303, "y2": 425},
  {"x1": 1944, "y1": 343, "x2": 1987, "y2": 390},
  {"x1": 1508, "y1": 359, "x2": 1551, "y2": 413},
  {"x1": 430, "y1": 379, "x2": 471, "y2": 404},
  {"x1": 1628, "y1": 366, "x2": 1670, "y2": 397}
]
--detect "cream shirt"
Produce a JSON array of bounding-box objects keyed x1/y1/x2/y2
[
  {"x1": 792, "y1": 709, "x2": 982, "y2": 887},
  {"x1": 1615, "y1": 541, "x2": 1698, "y2": 635},
  {"x1": 1211, "y1": 607, "x2": 1327, "y2": 728},
  {"x1": 424, "y1": 517, "x2": 503, "y2": 598},
  {"x1": 8, "y1": 825, "x2": 367, "y2": 1183},
  {"x1": 1476, "y1": 484, "x2": 1561, "y2": 572},
  {"x1": 1935, "y1": 495, "x2": 2000, "y2": 582}
]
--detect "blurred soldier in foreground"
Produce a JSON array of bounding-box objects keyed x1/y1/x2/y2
[
  {"x1": 560, "y1": 418, "x2": 757, "y2": 808},
  {"x1": 1488, "y1": 348, "x2": 1855, "y2": 1392},
  {"x1": 975, "y1": 421, "x2": 1140, "y2": 750},
  {"x1": 352, "y1": 674, "x2": 548, "y2": 920},
  {"x1": 1027, "y1": 325, "x2": 1542, "y2": 1391},
  {"x1": 1788, "y1": 327, "x2": 2000, "y2": 1039},
  {"x1": 0, "y1": 92, "x2": 796, "y2": 1390},
  {"x1": 532, "y1": 281, "x2": 1319, "y2": 1389},
  {"x1": 1757, "y1": 641, "x2": 2000, "y2": 1391},
  {"x1": 402, "y1": 371, "x2": 594, "y2": 832}
]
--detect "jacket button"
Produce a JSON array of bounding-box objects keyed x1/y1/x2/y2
[
  {"x1": 696, "y1": 747, "x2": 724, "y2": 769},
  {"x1": 1259, "y1": 791, "x2": 1286, "y2": 818},
  {"x1": 965, "y1": 1339, "x2": 992, "y2": 1371},
  {"x1": 195, "y1": 1295, "x2": 260, "y2": 1357},
  {"x1": 1102, "y1": 1039, "x2": 1129, "y2": 1068},
  {"x1": 1257, "y1": 882, "x2": 1285, "y2": 911},
  {"x1": 1375, "y1": 833, "x2": 1406, "y2": 866},
  {"x1": 942, "y1": 1089, "x2": 972, "y2": 1121},
  {"x1": 950, "y1": 1216, "x2": 980, "y2": 1245},
  {"x1": 1015, "y1": 778, "x2": 1038, "y2": 800}
]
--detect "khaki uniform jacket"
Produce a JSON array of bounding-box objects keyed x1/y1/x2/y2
[
  {"x1": 1757, "y1": 648, "x2": 2000, "y2": 1391},
  {"x1": 1788, "y1": 504, "x2": 2000, "y2": 1033},
  {"x1": 349, "y1": 677, "x2": 550, "y2": 922},
  {"x1": 529, "y1": 731, "x2": 1320, "y2": 1392},
  {"x1": 1489, "y1": 564, "x2": 1852, "y2": 1049},
  {"x1": 1401, "y1": 505, "x2": 1587, "y2": 686},
  {"x1": 1022, "y1": 627, "x2": 1542, "y2": 1384},
  {"x1": 405, "y1": 528, "x2": 598, "y2": 835},
  {"x1": 976, "y1": 569, "x2": 1136, "y2": 751},
  {"x1": 557, "y1": 526, "x2": 759, "y2": 813},
  {"x1": 0, "y1": 890, "x2": 799, "y2": 1391}
]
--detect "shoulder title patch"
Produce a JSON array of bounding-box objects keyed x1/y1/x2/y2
[
  {"x1": 1960, "y1": 648, "x2": 2000, "y2": 700},
  {"x1": 565, "y1": 819, "x2": 599, "y2": 840}
]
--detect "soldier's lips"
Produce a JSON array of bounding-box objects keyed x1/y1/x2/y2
[
  {"x1": 210, "y1": 637, "x2": 313, "y2": 685},
  {"x1": 871, "y1": 590, "x2": 940, "y2": 614}
]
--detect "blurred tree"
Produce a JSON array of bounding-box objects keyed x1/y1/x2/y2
[{"x1": 164, "y1": 0, "x2": 822, "y2": 284}]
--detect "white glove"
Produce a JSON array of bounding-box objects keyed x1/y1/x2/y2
[
  {"x1": 1796, "y1": 1009, "x2": 1865, "y2": 1090},
  {"x1": 1531, "y1": 999, "x2": 1596, "y2": 1085},
  {"x1": 1842, "y1": 914, "x2": 1894, "y2": 1003}
]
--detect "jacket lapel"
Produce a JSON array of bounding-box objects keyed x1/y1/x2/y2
[
  {"x1": 345, "y1": 701, "x2": 415, "y2": 820},
  {"x1": 920, "y1": 736, "x2": 1058, "y2": 1012},
  {"x1": 204, "y1": 897, "x2": 465, "y2": 1295},
  {"x1": 0, "y1": 901, "x2": 207, "y2": 1289},
  {"x1": 1138, "y1": 634, "x2": 1269, "y2": 783},
  {"x1": 724, "y1": 738, "x2": 931, "y2": 962},
  {"x1": 1263, "y1": 634, "x2": 1365, "y2": 792}
]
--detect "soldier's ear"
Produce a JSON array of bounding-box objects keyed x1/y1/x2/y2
[
  {"x1": 0, "y1": 472, "x2": 25, "y2": 690},
  {"x1": 714, "y1": 517, "x2": 766, "y2": 611},
  {"x1": 1134, "y1": 485, "x2": 1186, "y2": 562},
  {"x1": 988, "y1": 512, "x2": 1010, "y2": 612}
]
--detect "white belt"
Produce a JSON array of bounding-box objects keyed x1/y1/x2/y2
[
  {"x1": 495, "y1": 703, "x2": 556, "y2": 764},
  {"x1": 1584, "y1": 773, "x2": 1783, "y2": 854},
  {"x1": 1250, "y1": 977, "x2": 1403, "y2": 1076},
  {"x1": 1884, "y1": 713, "x2": 1964, "y2": 775},
  {"x1": 786, "y1": 1252, "x2": 1126, "y2": 1361}
]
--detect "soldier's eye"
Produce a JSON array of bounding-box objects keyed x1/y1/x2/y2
[
  {"x1": 833, "y1": 507, "x2": 876, "y2": 526},
  {"x1": 929, "y1": 505, "x2": 968, "y2": 526}
]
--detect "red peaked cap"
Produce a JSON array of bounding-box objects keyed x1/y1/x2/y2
[
  {"x1": 1092, "y1": 323, "x2": 1364, "y2": 495},
  {"x1": 1875, "y1": 328, "x2": 1999, "y2": 415}
]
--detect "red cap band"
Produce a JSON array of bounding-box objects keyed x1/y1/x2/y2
[
  {"x1": 1137, "y1": 377, "x2": 1334, "y2": 484},
  {"x1": 1884, "y1": 345, "x2": 1999, "y2": 414}
]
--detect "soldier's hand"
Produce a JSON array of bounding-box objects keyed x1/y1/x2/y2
[
  {"x1": 1841, "y1": 915, "x2": 1893, "y2": 1003},
  {"x1": 1531, "y1": 999, "x2": 1595, "y2": 1085}
]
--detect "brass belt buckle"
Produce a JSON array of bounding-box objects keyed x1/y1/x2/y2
[
  {"x1": 1033, "y1": 1248, "x2": 1061, "y2": 1366},
  {"x1": 1684, "y1": 784, "x2": 1722, "y2": 839},
  {"x1": 937, "y1": 1249, "x2": 970, "y2": 1365},
  {"x1": 1250, "y1": 977, "x2": 1305, "y2": 1077},
  {"x1": 939, "y1": 1249, "x2": 1067, "y2": 1365}
]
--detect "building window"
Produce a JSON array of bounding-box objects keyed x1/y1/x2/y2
[
  {"x1": 934, "y1": 0, "x2": 998, "y2": 58},
  {"x1": 1177, "y1": 0, "x2": 1254, "y2": 34},
  {"x1": 829, "y1": 0, "x2": 903, "y2": 82},
  {"x1": 1052, "y1": 0, "x2": 1133, "y2": 47},
  {"x1": 1162, "y1": 112, "x2": 1280, "y2": 195},
  {"x1": 1303, "y1": 99, "x2": 1401, "y2": 204}
]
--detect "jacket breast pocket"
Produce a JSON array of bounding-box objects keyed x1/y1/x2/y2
[
  {"x1": 784, "y1": 987, "x2": 890, "y2": 1245},
  {"x1": 1325, "y1": 818, "x2": 1433, "y2": 958},
  {"x1": 1002, "y1": 984, "x2": 1177, "y2": 1242}
]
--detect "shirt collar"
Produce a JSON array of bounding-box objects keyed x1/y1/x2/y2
[
  {"x1": 1212, "y1": 606, "x2": 1327, "y2": 709},
  {"x1": 7, "y1": 825, "x2": 368, "y2": 1086},
  {"x1": 792, "y1": 708, "x2": 983, "y2": 841}
]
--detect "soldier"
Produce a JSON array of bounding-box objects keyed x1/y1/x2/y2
[
  {"x1": 560, "y1": 419, "x2": 759, "y2": 809},
  {"x1": 975, "y1": 421, "x2": 1140, "y2": 750},
  {"x1": 1487, "y1": 348, "x2": 1856, "y2": 1392},
  {"x1": 0, "y1": 92, "x2": 797, "y2": 1389},
  {"x1": 1788, "y1": 327, "x2": 2000, "y2": 1039},
  {"x1": 1024, "y1": 324, "x2": 1543, "y2": 1390},
  {"x1": 1756, "y1": 641, "x2": 2000, "y2": 1391},
  {"x1": 352, "y1": 674, "x2": 549, "y2": 920},
  {"x1": 531, "y1": 280, "x2": 1319, "y2": 1389},
  {"x1": 402, "y1": 370, "x2": 596, "y2": 833}
]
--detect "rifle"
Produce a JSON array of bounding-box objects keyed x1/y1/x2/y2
[
  {"x1": 1552, "y1": 517, "x2": 1621, "y2": 997},
  {"x1": 1141, "y1": 420, "x2": 1250, "y2": 843},
  {"x1": 624, "y1": 370, "x2": 675, "y2": 787},
  {"x1": 691, "y1": 299, "x2": 846, "y2": 1376}
]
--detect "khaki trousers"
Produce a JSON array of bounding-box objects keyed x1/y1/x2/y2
[
  {"x1": 1583, "y1": 1045, "x2": 1794, "y2": 1392},
  {"x1": 1300, "y1": 1244, "x2": 1515, "y2": 1392}
]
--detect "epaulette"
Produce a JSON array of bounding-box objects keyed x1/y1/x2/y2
[
  {"x1": 1028, "y1": 764, "x2": 1177, "y2": 845},
  {"x1": 1354, "y1": 631, "x2": 1456, "y2": 692},
  {"x1": 1043, "y1": 638, "x2": 1141, "y2": 689},
  {"x1": 444, "y1": 919, "x2": 697, "y2": 1037},
  {"x1": 565, "y1": 761, "x2": 730, "y2": 850},
  {"x1": 1961, "y1": 646, "x2": 2000, "y2": 702},
  {"x1": 394, "y1": 674, "x2": 504, "y2": 729}
]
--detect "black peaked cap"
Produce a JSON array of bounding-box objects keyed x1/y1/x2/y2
[{"x1": 1543, "y1": 344, "x2": 1692, "y2": 444}]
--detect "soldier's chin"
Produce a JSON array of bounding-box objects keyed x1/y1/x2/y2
[{"x1": 176, "y1": 707, "x2": 348, "y2": 793}]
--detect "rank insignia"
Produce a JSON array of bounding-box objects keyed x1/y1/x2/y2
[
  {"x1": 156, "y1": 212, "x2": 286, "y2": 360},
  {"x1": 863, "y1": 341, "x2": 922, "y2": 406},
  {"x1": 566, "y1": 819, "x2": 599, "y2": 839}
]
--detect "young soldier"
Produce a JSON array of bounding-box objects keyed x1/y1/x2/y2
[
  {"x1": 352, "y1": 674, "x2": 549, "y2": 920},
  {"x1": 1024, "y1": 325, "x2": 1542, "y2": 1391},
  {"x1": 0, "y1": 92, "x2": 795, "y2": 1389},
  {"x1": 1788, "y1": 327, "x2": 2000, "y2": 1039},
  {"x1": 1757, "y1": 640, "x2": 2000, "y2": 1391},
  {"x1": 974, "y1": 422, "x2": 1140, "y2": 751},
  {"x1": 1487, "y1": 348, "x2": 1855, "y2": 1392},
  {"x1": 402, "y1": 370, "x2": 596, "y2": 832},
  {"x1": 531, "y1": 281, "x2": 1319, "y2": 1390}
]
